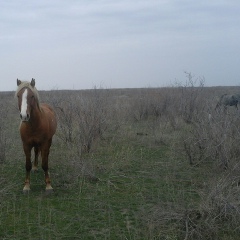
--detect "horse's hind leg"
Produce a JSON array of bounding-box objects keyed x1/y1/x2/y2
[
  {"x1": 32, "y1": 145, "x2": 40, "y2": 172},
  {"x1": 23, "y1": 144, "x2": 32, "y2": 192},
  {"x1": 41, "y1": 140, "x2": 53, "y2": 191}
]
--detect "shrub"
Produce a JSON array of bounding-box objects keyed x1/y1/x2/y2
[{"x1": 51, "y1": 88, "x2": 112, "y2": 155}]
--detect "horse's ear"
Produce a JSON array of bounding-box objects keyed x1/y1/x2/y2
[
  {"x1": 17, "y1": 79, "x2": 21, "y2": 86},
  {"x1": 31, "y1": 78, "x2": 35, "y2": 87}
]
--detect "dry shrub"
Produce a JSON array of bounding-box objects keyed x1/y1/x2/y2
[
  {"x1": 196, "y1": 167, "x2": 240, "y2": 239},
  {"x1": 140, "y1": 201, "x2": 217, "y2": 240},
  {"x1": 129, "y1": 88, "x2": 173, "y2": 122},
  {"x1": 50, "y1": 88, "x2": 112, "y2": 155},
  {"x1": 130, "y1": 89, "x2": 156, "y2": 121},
  {"x1": 74, "y1": 89, "x2": 109, "y2": 153},
  {"x1": 141, "y1": 170, "x2": 240, "y2": 240},
  {"x1": 172, "y1": 72, "x2": 206, "y2": 124},
  {"x1": 181, "y1": 106, "x2": 240, "y2": 168}
]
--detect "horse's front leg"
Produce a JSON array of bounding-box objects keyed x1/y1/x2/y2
[
  {"x1": 23, "y1": 144, "x2": 32, "y2": 192},
  {"x1": 41, "y1": 140, "x2": 53, "y2": 192}
]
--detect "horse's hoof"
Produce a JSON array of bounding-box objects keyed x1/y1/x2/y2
[
  {"x1": 23, "y1": 184, "x2": 30, "y2": 192},
  {"x1": 23, "y1": 189, "x2": 30, "y2": 194}
]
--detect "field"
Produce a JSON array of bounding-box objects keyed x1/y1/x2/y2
[{"x1": 1, "y1": 78, "x2": 240, "y2": 239}]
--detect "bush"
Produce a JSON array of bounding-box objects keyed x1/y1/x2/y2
[{"x1": 51, "y1": 88, "x2": 112, "y2": 155}]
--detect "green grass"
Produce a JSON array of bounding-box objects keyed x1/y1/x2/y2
[
  {"x1": 0, "y1": 120, "x2": 196, "y2": 239},
  {"x1": 1, "y1": 135, "x2": 200, "y2": 239}
]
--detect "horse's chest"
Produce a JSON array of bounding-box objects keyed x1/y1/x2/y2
[{"x1": 20, "y1": 126, "x2": 47, "y2": 144}]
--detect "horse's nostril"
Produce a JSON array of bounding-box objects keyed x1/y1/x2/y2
[
  {"x1": 20, "y1": 113, "x2": 22, "y2": 119},
  {"x1": 27, "y1": 114, "x2": 30, "y2": 119}
]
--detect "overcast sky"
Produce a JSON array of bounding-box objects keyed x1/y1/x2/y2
[{"x1": 1, "y1": 0, "x2": 240, "y2": 91}]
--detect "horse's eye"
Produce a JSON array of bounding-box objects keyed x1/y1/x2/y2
[{"x1": 31, "y1": 95, "x2": 34, "y2": 98}]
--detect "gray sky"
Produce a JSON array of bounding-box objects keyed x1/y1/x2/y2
[{"x1": 1, "y1": 0, "x2": 240, "y2": 91}]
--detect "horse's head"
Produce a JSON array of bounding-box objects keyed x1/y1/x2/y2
[{"x1": 16, "y1": 78, "x2": 37, "y2": 122}]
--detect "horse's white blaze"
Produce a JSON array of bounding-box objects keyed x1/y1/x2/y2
[{"x1": 20, "y1": 89, "x2": 28, "y2": 120}]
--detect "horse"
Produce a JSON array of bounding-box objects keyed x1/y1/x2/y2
[
  {"x1": 15, "y1": 78, "x2": 57, "y2": 192},
  {"x1": 215, "y1": 93, "x2": 239, "y2": 111}
]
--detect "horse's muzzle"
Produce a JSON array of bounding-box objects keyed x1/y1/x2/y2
[{"x1": 20, "y1": 113, "x2": 30, "y2": 122}]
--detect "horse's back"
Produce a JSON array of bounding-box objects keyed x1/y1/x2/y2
[{"x1": 40, "y1": 103, "x2": 57, "y2": 136}]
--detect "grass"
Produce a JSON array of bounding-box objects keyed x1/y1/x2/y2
[
  {"x1": 1, "y1": 88, "x2": 240, "y2": 239},
  {"x1": 0, "y1": 121, "x2": 188, "y2": 239},
  {"x1": 0, "y1": 128, "x2": 199, "y2": 239}
]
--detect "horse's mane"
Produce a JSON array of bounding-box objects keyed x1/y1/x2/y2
[{"x1": 15, "y1": 81, "x2": 41, "y2": 110}]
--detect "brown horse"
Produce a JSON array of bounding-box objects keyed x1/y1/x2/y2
[{"x1": 16, "y1": 78, "x2": 57, "y2": 192}]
